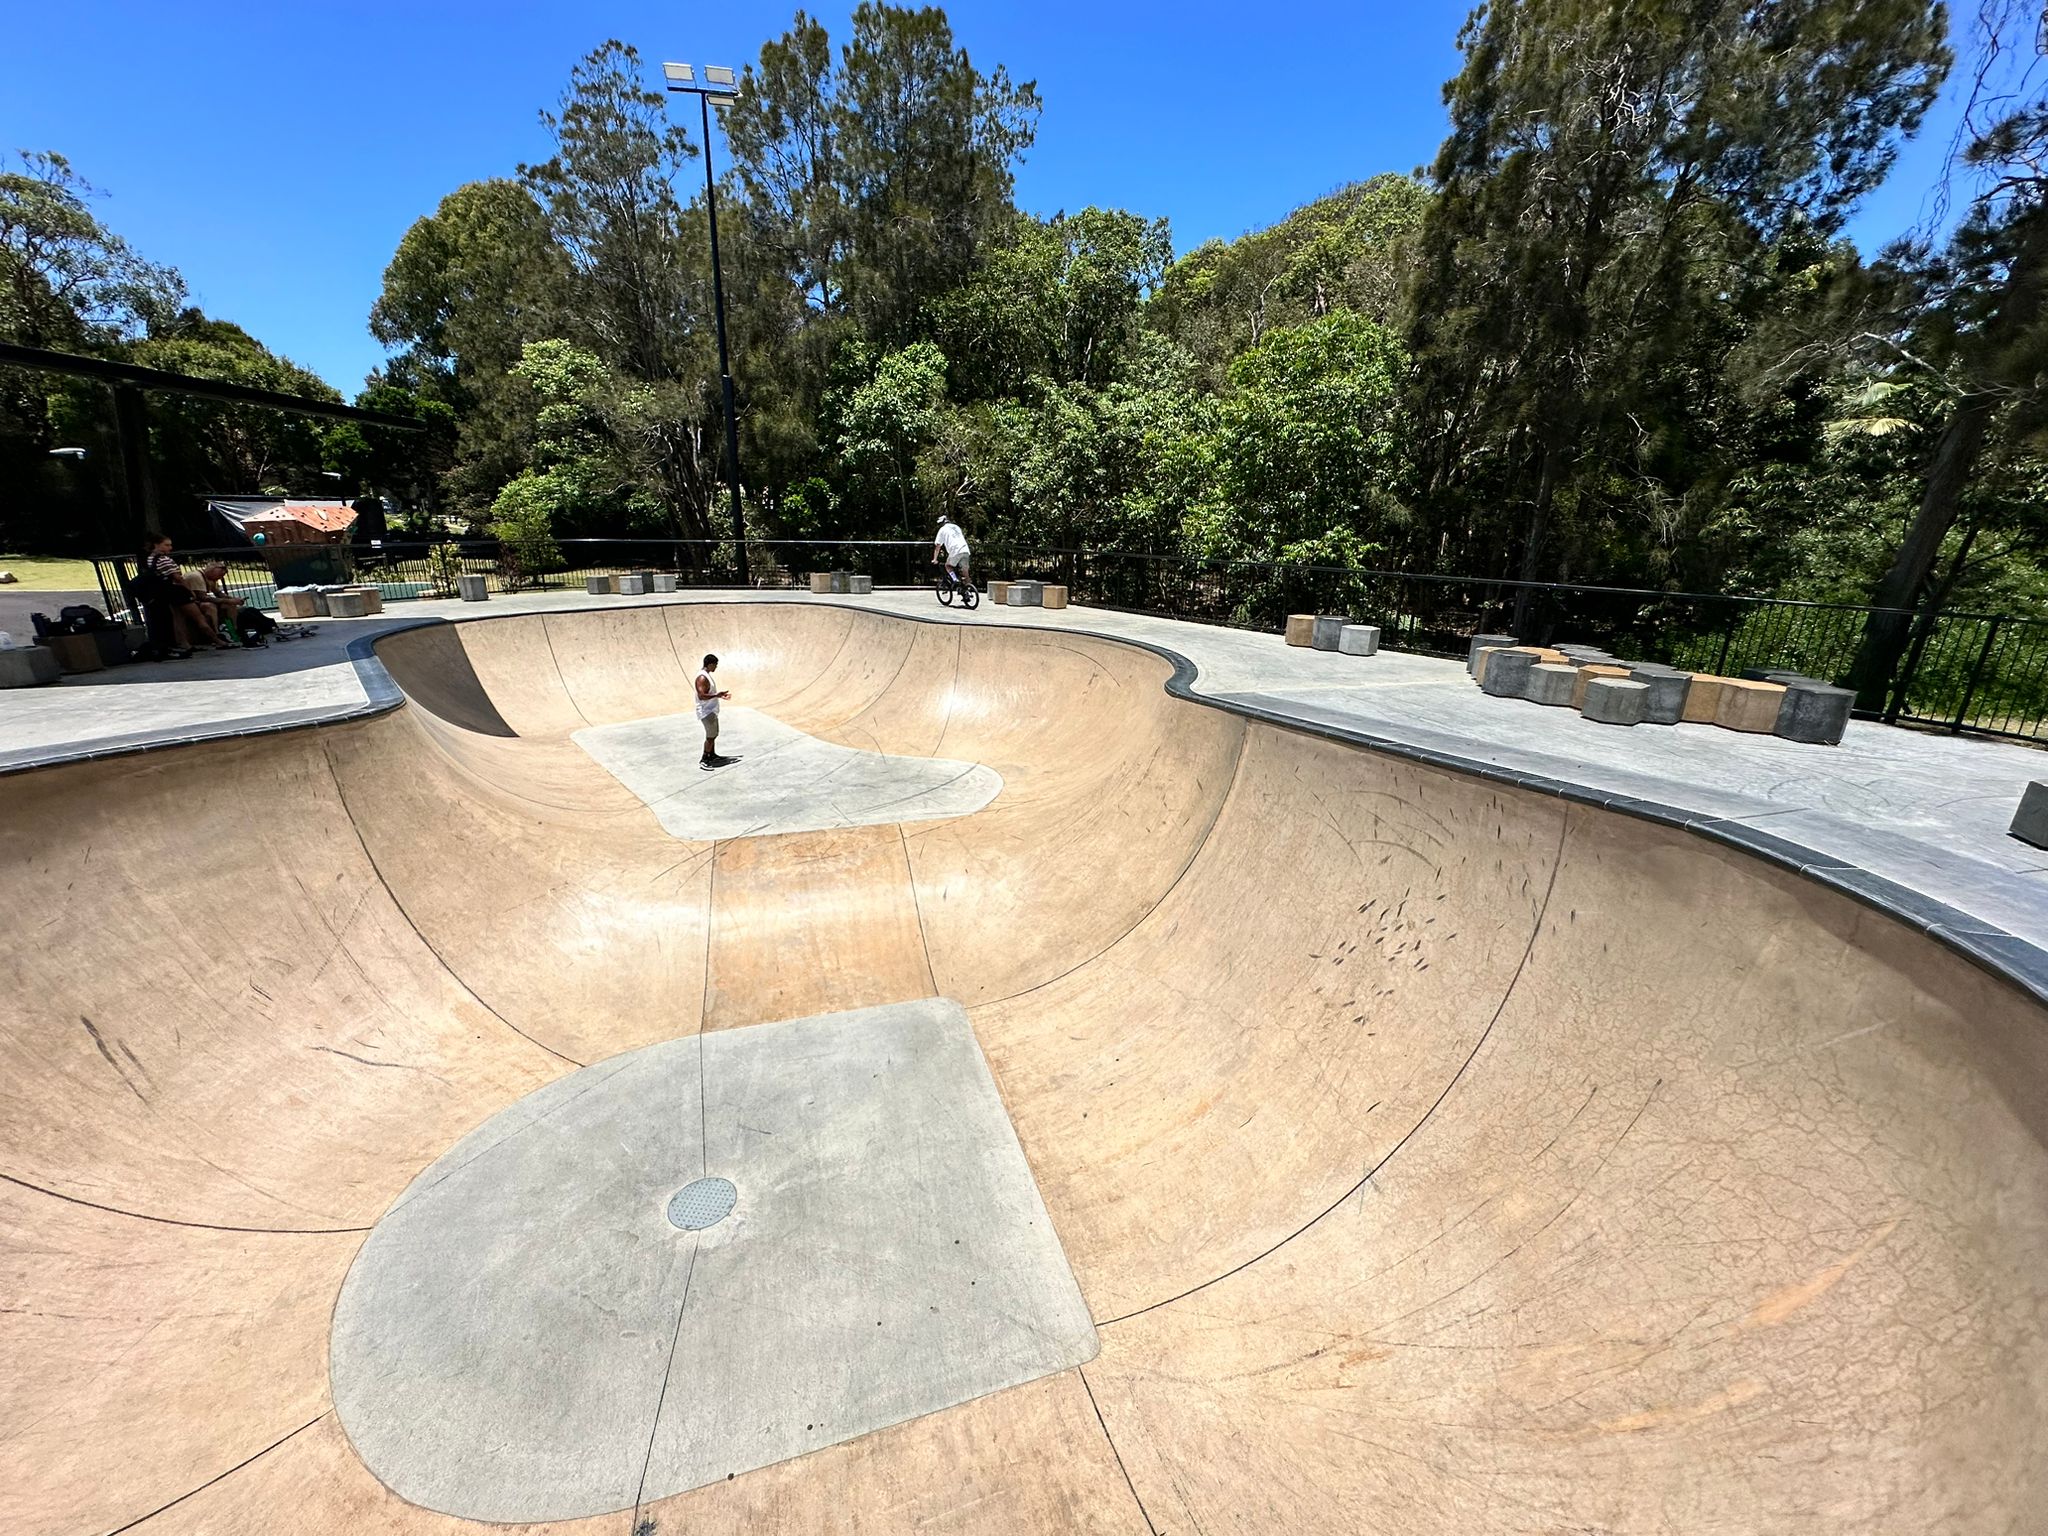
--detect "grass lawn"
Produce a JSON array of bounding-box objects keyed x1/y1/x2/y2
[{"x1": 0, "y1": 554, "x2": 101, "y2": 590}]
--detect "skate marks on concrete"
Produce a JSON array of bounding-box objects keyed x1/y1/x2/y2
[
  {"x1": 573, "y1": 706, "x2": 1002, "y2": 840},
  {"x1": 327, "y1": 997, "x2": 1096, "y2": 1522}
]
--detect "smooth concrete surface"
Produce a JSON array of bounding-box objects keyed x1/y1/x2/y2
[
  {"x1": 0, "y1": 644, "x2": 59, "y2": 686},
  {"x1": 1716, "y1": 677, "x2": 1788, "y2": 733},
  {"x1": 1337, "y1": 623, "x2": 1379, "y2": 656},
  {"x1": 4, "y1": 598, "x2": 2048, "y2": 1535},
  {"x1": 331, "y1": 998, "x2": 1094, "y2": 1521},
  {"x1": 1523, "y1": 660, "x2": 1576, "y2": 706},
  {"x1": 1776, "y1": 681, "x2": 1856, "y2": 745},
  {"x1": 1631, "y1": 666, "x2": 1692, "y2": 724},
  {"x1": 1481, "y1": 647, "x2": 1538, "y2": 697},
  {"x1": 1582, "y1": 675, "x2": 1650, "y2": 725},
  {"x1": 2015, "y1": 781, "x2": 2048, "y2": 849},
  {"x1": 574, "y1": 706, "x2": 1002, "y2": 839}
]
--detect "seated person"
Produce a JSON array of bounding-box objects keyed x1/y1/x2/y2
[
  {"x1": 201, "y1": 562, "x2": 277, "y2": 644},
  {"x1": 139, "y1": 535, "x2": 225, "y2": 654}
]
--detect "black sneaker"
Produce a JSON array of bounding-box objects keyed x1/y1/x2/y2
[{"x1": 700, "y1": 758, "x2": 718, "y2": 771}]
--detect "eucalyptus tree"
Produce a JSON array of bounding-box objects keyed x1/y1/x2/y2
[{"x1": 1406, "y1": 0, "x2": 1950, "y2": 599}]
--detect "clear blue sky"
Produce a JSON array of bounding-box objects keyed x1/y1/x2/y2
[{"x1": 1, "y1": 0, "x2": 1977, "y2": 394}]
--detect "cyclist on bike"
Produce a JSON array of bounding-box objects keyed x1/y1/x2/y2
[{"x1": 933, "y1": 514, "x2": 972, "y2": 588}]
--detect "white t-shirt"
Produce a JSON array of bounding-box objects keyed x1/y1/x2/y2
[
  {"x1": 695, "y1": 671, "x2": 720, "y2": 720},
  {"x1": 935, "y1": 523, "x2": 969, "y2": 561}
]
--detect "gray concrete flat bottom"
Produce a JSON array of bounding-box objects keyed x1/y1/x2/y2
[
  {"x1": 328, "y1": 997, "x2": 1096, "y2": 1522},
  {"x1": 574, "y1": 706, "x2": 1002, "y2": 840}
]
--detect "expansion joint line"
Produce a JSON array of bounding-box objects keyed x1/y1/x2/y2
[
  {"x1": 1080, "y1": 1367, "x2": 1158, "y2": 1536},
  {"x1": 320, "y1": 744, "x2": 583, "y2": 1069},
  {"x1": 1098, "y1": 806, "x2": 1572, "y2": 1329}
]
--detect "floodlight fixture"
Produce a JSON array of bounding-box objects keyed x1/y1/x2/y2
[
  {"x1": 663, "y1": 60, "x2": 741, "y2": 101},
  {"x1": 48, "y1": 446, "x2": 88, "y2": 460}
]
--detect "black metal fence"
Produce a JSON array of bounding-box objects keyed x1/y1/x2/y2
[{"x1": 92, "y1": 539, "x2": 2048, "y2": 744}]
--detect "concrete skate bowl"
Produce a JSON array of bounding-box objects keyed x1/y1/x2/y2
[{"x1": 4, "y1": 599, "x2": 2047, "y2": 1535}]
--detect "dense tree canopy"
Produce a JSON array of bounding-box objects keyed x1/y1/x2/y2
[{"x1": 10, "y1": 0, "x2": 2048, "y2": 678}]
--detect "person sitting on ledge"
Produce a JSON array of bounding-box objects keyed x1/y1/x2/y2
[
  {"x1": 196, "y1": 562, "x2": 277, "y2": 645},
  {"x1": 139, "y1": 535, "x2": 226, "y2": 654}
]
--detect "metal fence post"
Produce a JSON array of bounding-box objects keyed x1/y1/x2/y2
[{"x1": 1950, "y1": 618, "x2": 2004, "y2": 733}]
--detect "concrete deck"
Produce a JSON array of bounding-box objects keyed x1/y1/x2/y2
[{"x1": 2, "y1": 585, "x2": 2042, "y2": 989}]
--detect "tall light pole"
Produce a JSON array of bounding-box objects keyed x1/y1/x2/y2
[{"x1": 663, "y1": 60, "x2": 749, "y2": 585}]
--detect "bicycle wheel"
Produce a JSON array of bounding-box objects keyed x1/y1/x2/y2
[
  {"x1": 937, "y1": 576, "x2": 955, "y2": 606},
  {"x1": 962, "y1": 580, "x2": 980, "y2": 610}
]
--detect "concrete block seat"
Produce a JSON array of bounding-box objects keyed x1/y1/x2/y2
[
  {"x1": 1775, "y1": 682, "x2": 1855, "y2": 746},
  {"x1": 1570, "y1": 664, "x2": 1632, "y2": 709},
  {"x1": 1285, "y1": 614, "x2": 1317, "y2": 647},
  {"x1": 989, "y1": 581, "x2": 1011, "y2": 606},
  {"x1": 848, "y1": 574, "x2": 873, "y2": 595},
  {"x1": 1304, "y1": 615, "x2": 1348, "y2": 651},
  {"x1": 1337, "y1": 624, "x2": 1380, "y2": 656},
  {"x1": 1629, "y1": 667, "x2": 1692, "y2": 725},
  {"x1": 617, "y1": 574, "x2": 649, "y2": 596},
  {"x1": 1582, "y1": 676, "x2": 1651, "y2": 726},
  {"x1": 0, "y1": 644, "x2": 61, "y2": 687},
  {"x1": 35, "y1": 632, "x2": 104, "y2": 674},
  {"x1": 1680, "y1": 674, "x2": 1729, "y2": 724},
  {"x1": 588, "y1": 575, "x2": 618, "y2": 596},
  {"x1": 1524, "y1": 662, "x2": 1577, "y2": 707},
  {"x1": 1466, "y1": 633, "x2": 1518, "y2": 673},
  {"x1": 1006, "y1": 581, "x2": 1043, "y2": 607},
  {"x1": 808, "y1": 572, "x2": 834, "y2": 595},
  {"x1": 458, "y1": 573, "x2": 489, "y2": 602},
  {"x1": 652, "y1": 573, "x2": 679, "y2": 593},
  {"x1": 1482, "y1": 649, "x2": 1542, "y2": 698},
  {"x1": 2014, "y1": 782, "x2": 2048, "y2": 849},
  {"x1": 1041, "y1": 585, "x2": 1069, "y2": 610},
  {"x1": 1714, "y1": 679, "x2": 1788, "y2": 734},
  {"x1": 325, "y1": 589, "x2": 374, "y2": 620}
]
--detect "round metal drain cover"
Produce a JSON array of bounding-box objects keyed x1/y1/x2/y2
[{"x1": 667, "y1": 1176, "x2": 737, "y2": 1231}]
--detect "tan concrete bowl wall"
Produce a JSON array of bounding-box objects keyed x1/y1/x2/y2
[{"x1": 2, "y1": 600, "x2": 2044, "y2": 1534}]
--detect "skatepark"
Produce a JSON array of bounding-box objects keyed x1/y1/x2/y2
[{"x1": 5, "y1": 592, "x2": 2048, "y2": 1534}]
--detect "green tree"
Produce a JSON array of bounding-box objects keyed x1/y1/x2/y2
[
  {"x1": 489, "y1": 339, "x2": 624, "y2": 544},
  {"x1": 369, "y1": 179, "x2": 571, "y2": 520},
  {"x1": 134, "y1": 311, "x2": 339, "y2": 498},
  {"x1": 934, "y1": 207, "x2": 1171, "y2": 395},
  {"x1": 1154, "y1": 175, "x2": 1428, "y2": 384},
  {"x1": 522, "y1": 41, "x2": 701, "y2": 382},
  {"x1": 1188, "y1": 310, "x2": 1408, "y2": 566},
  {"x1": 1407, "y1": 0, "x2": 1949, "y2": 602},
  {"x1": 0, "y1": 150, "x2": 185, "y2": 349},
  {"x1": 829, "y1": 340, "x2": 948, "y2": 531},
  {"x1": 1845, "y1": 1, "x2": 2048, "y2": 700}
]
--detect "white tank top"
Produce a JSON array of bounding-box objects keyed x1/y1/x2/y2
[{"x1": 695, "y1": 672, "x2": 719, "y2": 720}]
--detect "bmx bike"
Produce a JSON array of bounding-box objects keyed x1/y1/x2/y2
[{"x1": 936, "y1": 564, "x2": 980, "y2": 609}]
